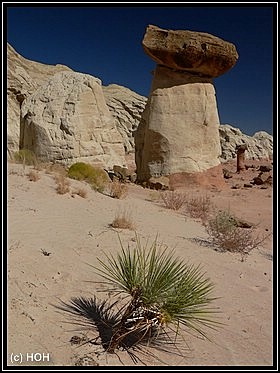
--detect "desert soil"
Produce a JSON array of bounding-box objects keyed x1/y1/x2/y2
[{"x1": 7, "y1": 159, "x2": 273, "y2": 367}]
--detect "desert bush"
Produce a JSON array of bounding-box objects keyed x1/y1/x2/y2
[
  {"x1": 205, "y1": 210, "x2": 268, "y2": 258},
  {"x1": 55, "y1": 174, "x2": 70, "y2": 195},
  {"x1": 44, "y1": 162, "x2": 67, "y2": 176},
  {"x1": 185, "y1": 195, "x2": 212, "y2": 221},
  {"x1": 111, "y1": 208, "x2": 135, "y2": 230},
  {"x1": 68, "y1": 162, "x2": 108, "y2": 192},
  {"x1": 160, "y1": 190, "x2": 187, "y2": 210},
  {"x1": 13, "y1": 149, "x2": 37, "y2": 166},
  {"x1": 107, "y1": 180, "x2": 128, "y2": 199},
  {"x1": 27, "y1": 170, "x2": 40, "y2": 182}
]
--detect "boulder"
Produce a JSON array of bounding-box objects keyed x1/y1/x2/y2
[
  {"x1": 102, "y1": 84, "x2": 147, "y2": 153},
  {"x1": 142, "y1": 25, "x2": 238, "y2": 77},
  {"x1": 20, "y1": 71, "x2": 126, "y2": 169}
]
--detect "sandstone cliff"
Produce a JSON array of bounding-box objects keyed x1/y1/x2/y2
[
  {"x1": 20, "y1": 71, "x2": 126, "y2": 168},
  {"x1": 8, "y1": 44, "x2": 127, "y2": 169},
  {"x1": 102, "y1": 84, "x2": 147, "y2": 154},
  {"x1": 7, "y1": 43, "x2": 72, "y2": 156}
]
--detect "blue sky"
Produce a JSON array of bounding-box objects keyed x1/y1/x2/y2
[{"x1": 5, "y1": 4, "x2": 274, "y2": 136}]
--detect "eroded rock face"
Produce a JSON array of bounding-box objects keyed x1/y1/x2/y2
[
  {"x1": 102, "y1": 84, "x2": 147, "y2": 153},
  {"x1": 142, "y1": 25, "x2": 238, "y2": 77},
  {"x1": 219, "y1": 124, "x2": 273, "y2": 161},
  {"x1": 7, "y1": 43, "x2": 72, "y2": 157},
  {"x1": 20, "y1": 71, "x2": 126, "y2": 169}
]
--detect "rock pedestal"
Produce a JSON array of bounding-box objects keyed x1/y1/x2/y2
[
  {"x1": 135, "y1": 25, "x2": 239, "y2": 184},
  {"x1": 236, "y1": 144, "x2": 248, "y2": 172}
]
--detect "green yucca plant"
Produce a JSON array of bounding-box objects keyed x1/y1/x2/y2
[{"x1": 94, "y1": 235, "x2": 221, "y2": 353}]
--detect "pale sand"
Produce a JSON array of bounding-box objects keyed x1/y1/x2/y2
[{"x1": 7, "y1": 161, "x2": 273, "y2": 367}]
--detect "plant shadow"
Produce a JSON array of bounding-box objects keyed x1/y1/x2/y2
[
  {"x1": 55, "y1": 296, "x2": 120, "y2": 350},
  {"x1": 55, "y1": 296, "x2": 187, "y2": 365}
]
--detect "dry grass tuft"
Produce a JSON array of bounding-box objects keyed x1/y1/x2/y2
[
  {"x1": 13, "y1": 149, "x2": 37, "y2": 166},
  {"x1": 205, "y1": 210, "x2": 270, "y2": 259},
  {"x1": 107, "y1": 180, "x2": 128, "y2": 199},
  {"x1": 146, "y1": 190, "x2": 161, "y2": 202},
  {"x1": 9, "y1": 169, "x2": 20, "y2": 175},
  {"x1": 44, "y1": 163, "x2": 67, "y2": 176},
  {"x1": 160, "y1": 191, "x2": 187, "y2": 211},
  {"x1": 111, "y1": 208, "x2": 135, "y2": 230},
  {"x1": 184, "y1": 195, "x2": 212, "y2": 222},
  {"x1": 55, "y1": 174, "x2": 70, "y2": 195},
  {"x1": 27, "y1": 170, "x2": 40, "y2": 182}
]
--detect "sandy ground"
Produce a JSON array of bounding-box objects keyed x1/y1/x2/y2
[{"x1": 7, "y1": 160, "x2": 273, "y2": 367}]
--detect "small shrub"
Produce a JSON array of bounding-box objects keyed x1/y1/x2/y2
[
  {"x1": 13, "y1": 149, "x2": 37, "y2": 166},
  {"x1": 111, "y1": 208, "x2": 135, "y2": 230},
  {"x1": 107, "y1": 180, "x2": 128, "y2": 199},
  {"x1": 146, "y1": 190, "x2": 161, "y2": 202},
  {"x1": 68, "y1": 162, "x2": 108, "y2": 192},
  {"x1": 185, "y1": 195, "x2": 212, "y2": 221},
  {"x1": 44, "y1": 163, "x2": 67, "y2": 176},
  {"x1": 161, "y1": 191, "x2": 187, "y2": 211},
  {"x1": 206, "y1": 210, "x2": 269, "y2": 258},
  {"x1": 27, "y1": 170, "x2": 40, "y2": 182},
  {"x1": 8, "y1": 169, "x2": 19, "y2": 175},
  {"x1": 55, "y1": 174, "x2": 70, "y2": 195}
]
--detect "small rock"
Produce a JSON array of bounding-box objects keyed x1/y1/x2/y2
[
  {"x1": 252, "y1": 173, "x2": 266, "y2": 185},
  {"x1": 222, "y1": 168, "x2": 233, "y2": 179},
  {"x1": 235, "y1": 219, "x2": 252, "y2": 228},
  {"x1": 259, "y1": 165, "x2": 272, "y2": 172},
  {"x1": 113, "y1": 165, "x2": 128, "y2": 181},
  {"x1": 245, "y1": 164, "x2": 256, "y2": 170},
  {"x1": 74, "y1": 355, "x2": 99, "y2": 366},
  {"x1": 231, "y1": 184, "x2": 241, "y2": 189},
  {"x1": 264, "y1": 175, "x2": 273, "y2": 185},
  {"x1": 148, "y1": 176, "x2": 169, "y2": 190},
  {"x1": 129, "y1": 172, "x2": 137, "y2": 183}
]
